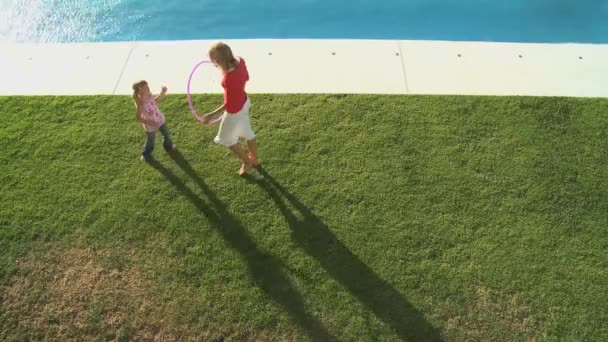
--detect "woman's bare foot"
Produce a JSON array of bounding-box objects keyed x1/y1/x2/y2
[
  {"x1": 239, "y1": 163, "x2": 249, "y2": 176},
  {"x1": 249, "y1": 154, "x2": 261, "y2": 170},
  {"x1": 239, "y1": 162, "x2": 264, "y2": 179}
]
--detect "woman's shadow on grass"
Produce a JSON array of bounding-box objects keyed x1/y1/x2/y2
[
  {"x1": 254, "y1": 169, "x2": 443, "y2": 341},
  {"x1": 146, "y1": 151, "x2": 334, "y2": 341}
]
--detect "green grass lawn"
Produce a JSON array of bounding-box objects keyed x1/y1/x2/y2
[{"x1": 1, "y1": 94, "x2": 607, "y2": 341}]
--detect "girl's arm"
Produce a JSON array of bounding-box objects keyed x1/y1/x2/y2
[
  {"x1": 133, "y1": 94, "x2": 156, "y2": 126},
  {"x1": 134, "y1": 97, "x2": 144, "y2": 122},
  {"x1": 155, "y1": 86, "x2": 168, "y2": 102},
  {"x1": 135, "y1": 107, "x2": 147, "y2": 123}
]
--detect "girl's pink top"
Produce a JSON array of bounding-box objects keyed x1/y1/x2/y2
[{"x1": 141, "y1": 97, "x2": 165, "y2": 132}]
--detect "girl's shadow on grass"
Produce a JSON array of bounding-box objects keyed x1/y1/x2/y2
[
  {"x1": 255, "y1": 169, "x2": 443, "y2": 341},
  {"x1": 146, "y1": 151, "x2": 334, "y2": 341}
]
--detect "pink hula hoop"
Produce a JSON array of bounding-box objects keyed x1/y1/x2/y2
[{"x1": 187, "y1": 60, "x2": 224, "y2": 125}]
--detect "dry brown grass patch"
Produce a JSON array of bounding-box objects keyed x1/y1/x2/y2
[
  {"x1": 1, "y1": 247, "x2": 177, "y2": 341},
  {"x1": 2, "y1": 246, "x2": 299, "y2": 341},
  {"x1": 442, "y1": 286, "x2": 541, "y2": 341}
]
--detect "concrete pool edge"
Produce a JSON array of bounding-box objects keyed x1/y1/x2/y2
[{"x1": 1, "y1": 39, "x2": 607, "y2": 97}]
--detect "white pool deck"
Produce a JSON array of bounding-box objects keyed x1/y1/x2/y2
[{"x1": 1, "y1": 39, "x2": 607, "y2": 97}]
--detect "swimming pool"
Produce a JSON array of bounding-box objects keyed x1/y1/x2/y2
[{"x1": 1, "y1": 0, "x2": 607, "y2": 44}]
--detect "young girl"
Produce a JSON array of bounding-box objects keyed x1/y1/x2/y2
[
  {"x1": 200, "y1": 42, "x2": 260, "y2": 177},
  {"x1": 132, "y1": 80, "x2": 176, "y2": 161}
]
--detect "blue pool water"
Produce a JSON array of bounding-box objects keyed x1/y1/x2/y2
[{"x1": 1, "y1": 0, "x2": 607, "y2": 44}]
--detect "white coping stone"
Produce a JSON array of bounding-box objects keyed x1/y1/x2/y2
[
  {"x1": 0, "y1": 42, "x2": 132, "y2": 95},
  {"x1": 400, "y1": 40, "x2": 608, "y2": 97},
  {"x1": 1, "y1": 39, "x2": 607, "y2": 97},
  {"x1": 114, "y1": 39, "x2": 406, "y2": 95},
  {"x1": 221, "y1": 39, "x2": 407, "y2": 95},
  {"x1": 114, "y1": 40, "x2": 217, "y2": 96}
]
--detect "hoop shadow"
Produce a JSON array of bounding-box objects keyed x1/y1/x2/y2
[
  {"x1": 255, "y1": 169, "x2": 443, "y2": 341},
  {"x1": 146, "y1": 151, "x2": 334, "y2": 341}
]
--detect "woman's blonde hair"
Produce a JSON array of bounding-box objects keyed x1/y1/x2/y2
[{"x1": 208, "y1": 42, "x2": 236, "y2": 71}]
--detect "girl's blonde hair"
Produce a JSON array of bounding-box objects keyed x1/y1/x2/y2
[
  {"x1": 208, "y1": 42, "x2": 236, "y2": 71},
  {"x1": 132, "y1": 80, "x2": 148, "y2": 104}
]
